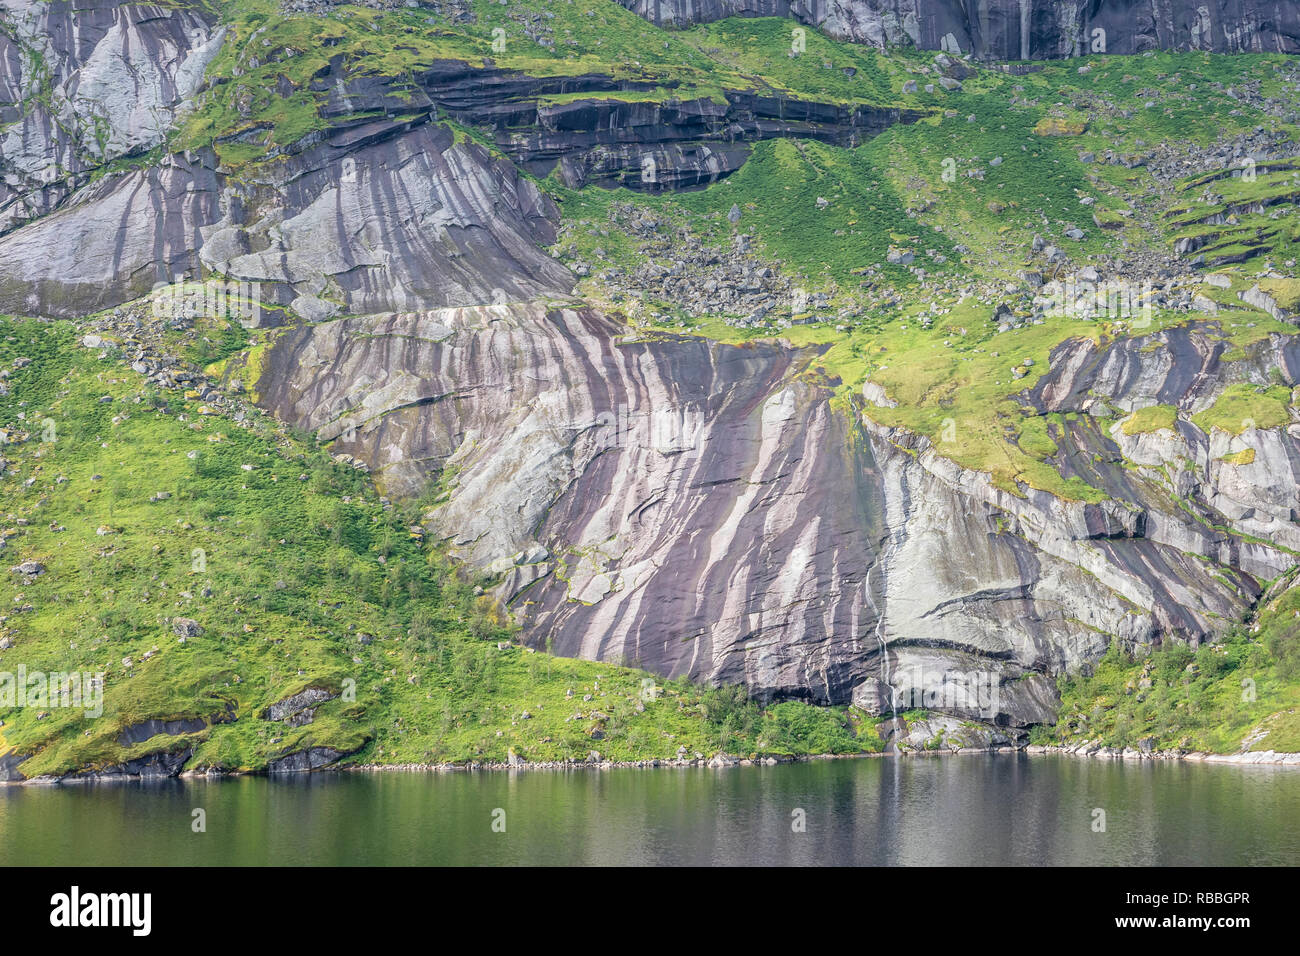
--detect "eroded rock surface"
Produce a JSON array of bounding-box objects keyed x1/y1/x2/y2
[
  {"x1": 255, "y1": 304, "x2": 1300, "y2": 732},
  {"x1": 0, "y1": 0, "x2": 223, "y2": 233},
  {"x1": 257, "y1": 302, "x2": 885, "y2": 703},
  {"x1": 0, "y1": 122, "x2": 572, "y2": 317}
]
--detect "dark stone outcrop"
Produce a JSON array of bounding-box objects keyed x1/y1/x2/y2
[
  {"x1": 0, "y1": 750, "x2": 30, "y2": 782},
  {"x1": 264, "y1": 688, "x2": 337, "y2": 724},
  {"x1": 64, "y1": 746, "x2": 194, "y2": 780},
  {"x1": 116, "y1": 717, "x2": 209, "y2": 747},
  {"x1": 314, "y1": 58, "x2": 930, "y2": 190},
  {"x1": 266, "y1": 747, "x2": 350, "y2": 773}
]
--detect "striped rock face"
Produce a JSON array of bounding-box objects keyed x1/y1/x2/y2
[
  {"x1": 255, "y1": 305, "x2": 1294, "y2": 730},
  {"x1": 257, "y1": 302, "x2": 884, "y2": 705}
]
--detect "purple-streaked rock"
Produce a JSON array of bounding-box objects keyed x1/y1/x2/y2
[
  {"x1": 0, "y1": 0, "x2": 223, "y2": 234},
  {"x1": 256, "y1": 302, "x2": 883, "y2": 704},
  {"x1": 253, "y1": 304, "x2": 1299, "y2": 732}
]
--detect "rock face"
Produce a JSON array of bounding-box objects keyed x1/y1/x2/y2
[
  {"x1": 1026, "y1": 327, "x2": 1300, "y2": 558},
  {"x1": 254, "y1": 305, "x2": 1297, "y2": 731},
  {"x1": 0, "y1": 0, "x2": 223, "y2": 234},
  {"x1": 0, "y1": 121, "x2": 572, "y2": 318},
  {"x1": 314, "y1": 59, "x2": 929, "y2": 193},
  {"x1": 0, "y1": 150, "x2": 221, "y2": 317},
  {"x1": 616, "y1": 0, "x2": 1300, "y2": 58},
  {"x1": 1, "y1": 0, "x2": 1297, "y2": 744},
  {"x1": 257, "y1": 302, "x2": 884, "y2": 705},
  {"x1": 0, "y1": 63, "x2": 924, "y2": 317},
  {"x1": 198, "y1": 123, "x2": 572, "y2": 319},
  {"x1": 0, "y1": 4, "x2": 930, "y2": 318}
]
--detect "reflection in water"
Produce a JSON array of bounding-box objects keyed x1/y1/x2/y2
[{"x1": 1, "y1": 754, "x2": 1297, "y2": 866}]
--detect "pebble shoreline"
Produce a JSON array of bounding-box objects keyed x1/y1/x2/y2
[{"x1": 9, "y1": 743, "x2": 1299, "y2": 785}]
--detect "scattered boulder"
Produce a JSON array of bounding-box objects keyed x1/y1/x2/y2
[{"x1": 171, "y1": 618, "x2": 203, "y2": 638}]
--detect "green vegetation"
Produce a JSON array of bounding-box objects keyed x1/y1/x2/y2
[
  {"x1": 1121, "y1": 404, "x2": 1178, "y2": 435},
  {"x1": 1045, "y1": 573, "x2": 1300, "y2": 754},
  {"x1": 10, "y1": 2, "x2": 1300, "y2": 765},
  {"x1": 1191, "y1": 383, "x2": 1292, "y2": 435},
  {"x1": 0, "y1": 318, "x2": 881, "y2": 775},
  {"x1": 177, "y1": 3, "x2": 914, "y2": 170}
]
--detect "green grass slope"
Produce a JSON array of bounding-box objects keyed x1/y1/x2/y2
[
  {"x1": 0, "y1": 317, "x2": 881, "y2": 777},
  {"x1": 1040, "y1": 571, "x2": 1300, "y2": 754}
]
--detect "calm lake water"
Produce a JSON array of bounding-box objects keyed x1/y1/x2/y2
[{"x1": 2, "y1": 754, "x2": 1298, "y2": 866}]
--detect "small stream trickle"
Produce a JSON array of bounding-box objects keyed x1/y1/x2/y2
[{"x1": 864, "y1": 530, "x2": 904, "y2": 752}]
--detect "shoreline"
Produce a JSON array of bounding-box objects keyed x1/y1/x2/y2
[
  {"x1": 7, "y1": 741, "x2": 1300, "y2": 785},
  {"x1": 1025, "y1": 743, "x2": 1300, "y2": 766}
]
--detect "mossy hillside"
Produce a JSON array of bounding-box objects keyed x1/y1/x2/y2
[
  {"x1": 0, "y1": 318, "x2": 881, "y2": 775},
  {"x1": 1040, "y1": 571, "x2": 1300, "y2": 754},
  {"x1": 180, "y1": 4, "x2": 1296, "y2": 305},
  {"x1": 549, "y1": 51, "x2": 1295, "y2": 324},
  {"x1": 1026, "y1": 52, "x2": 1298, "y2": 150},
  {"x1": 1191, "y1": 383, "x2": 1293, "y2": 435},
  {"x1": 1121, "y1": 404, "x2": 1178, "y2": 435},
  {"x1": 1258, "y1": 277, "x2": 1300, "y2": 313},
  {"x1": 854, "y1": 50, "x2": 1300, "y2": 274},
  {"x1": 673, "y1": 16, "x2": 905, "y2": 105},
  {"x1": 1166, "y1": 165, "x2": 1300, "y2": 269},
  {"x1": 555, "y1": 154, "x2": 1298, "y2": 499},
  {"x1": 674, "y1": 137, "x2": 960, "y2": 290}
]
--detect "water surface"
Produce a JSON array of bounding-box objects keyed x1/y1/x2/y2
[{"x1": 2, "y1": 754, "x2": 1297, "y2": 865}]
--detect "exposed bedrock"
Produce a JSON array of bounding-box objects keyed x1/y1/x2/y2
[
  {"x1": 0, "y1": 0, "x2": 223, "y2": 234},
  {"x1": 1026, "y1": 325, "x2": 1300, "y2": 557},
  {"x1": 255, "y1": 307, "x2": 1296, "y2": 729},
  {"x1": 616, "y1": 0, "x2": 1300, "y2": 59},
  {"x1": 0, "y1": 151, "x2": 221, "y2": 316},
  {"x1": 0, "y1": 24, "x2": 926, "y2": 317},
  {"x1": 256, "y1": 302, "x2": 886, "y2": 704},
  {"x1": 197, "y1": 123, "x2": 572, "y2": 319},
  {"x1": 315, "y1": 59, "x2": 930, "y2": 191},
  {"x1": 0, "y1": 121, "x2": 572, "y2": 318}
]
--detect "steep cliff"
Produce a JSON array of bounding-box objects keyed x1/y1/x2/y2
[
  {"x1": 251, "y1": 303, "x2": 1300, "y2": 735},
  {"x1": 616, "y1": 0, "x2": 1300, "y2": 58},
  {"x1": 256, "y1": 303, "x2": 886, "y2": 704},
  {"x1": 0, "y1": 0, "x2": 224, "y2": 234},
  {"x1": 0, "y1": 119, "x2": 572, "y2": 318}
]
